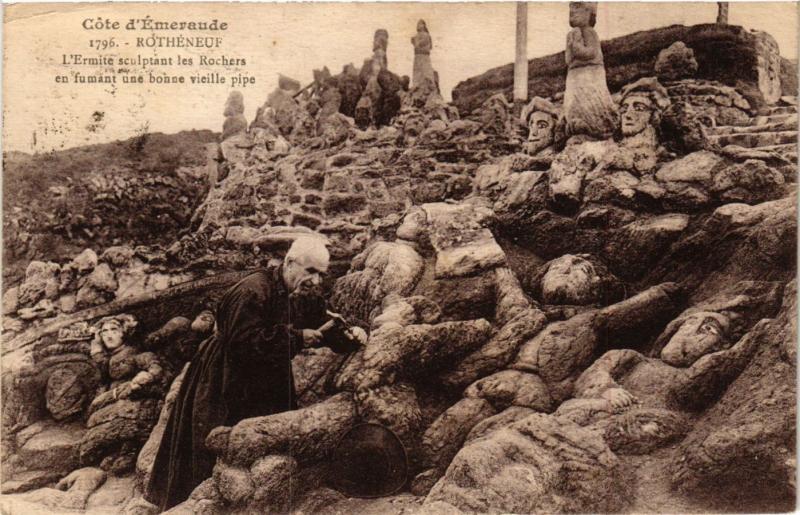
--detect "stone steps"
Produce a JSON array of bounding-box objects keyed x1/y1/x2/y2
[
  {"x1": 750, "y1": 113, "x2": 797, "y2": 127},
  {"x1": 766, "y1": 105, "x2": 797, "y2": 117},
  {"x1": 760, "y1": 143, "x2": 798, "y2": 163},
  {"x1": 709, "y1": 130, "x2": 797, "y2": 149},
  {"x1": 708, "y1": 114, "x2": 798, "y2": 136}
]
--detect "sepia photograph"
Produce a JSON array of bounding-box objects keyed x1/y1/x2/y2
[{"x1": 1, "y1": 2, "x2": 797, "y2": 513}]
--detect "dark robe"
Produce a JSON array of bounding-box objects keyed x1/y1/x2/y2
[{"x1": 146, "y1": 267, "x2": 357, "y2": 511}]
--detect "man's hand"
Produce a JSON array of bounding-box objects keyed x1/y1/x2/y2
[
  {"x1": 302, "y1": 329, "x2": 324, "y2": 347},
  {"x1": 345, "y1": 326, "x2": 368, "y2": 346}
]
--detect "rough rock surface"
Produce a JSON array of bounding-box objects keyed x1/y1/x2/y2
[
  {"x1": 422, "y1": 200, "x2": 507, "y2": 279},
  {"x1": 136, "y1": 365, "x2": 188, "y2": 488},
  {"x1": 424, "y1": 413, "x2": 629, "y2": 513},
  {"x1": 339, "y1": 319, "x2": 492, "y2": 391},
  {"x1": 464, "y1": 370, "x2": 552, "y2": 412},
  {"x1": 443, "y1": 308, "x2": 547, "y2": 390},
  {"x1": 213, "y1": 393, "x2": 357, "y2": 467},
  {"x1": 331, "y1": 242, "x2": 424, "y2": 327},
  {"x1": 655, "y1": 41, "x2": 699, "y2": 81}
]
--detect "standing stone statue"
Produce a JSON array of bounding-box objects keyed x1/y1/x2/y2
[
  {"x1": 373, "y1": 29, "x2": 389, "y2": 71},
  {"x1": 563, "y1": 2, "x2": 618, "y2": 141},
  {"x1": 716, "y1": 2, "x2": 729, "y2": 24},
  {"x1": 412, "y1": 20, "x2": 436, "y2": 89},
  {"x1": 221, "y1": 91, "x2": 247, "y2": 141}
]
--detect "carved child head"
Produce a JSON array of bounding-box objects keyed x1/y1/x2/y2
[
  {"x1": 417, "y1": 19, "x2": 428, "y2": 33},
  {"x1": 569, "y1": 2, "x2": 597, "y2": 28},
  {"x1": 660, "y1": 311, "x2": 731, "y2": 367},
  {"x1": 92, "y1": 314, "x2": 138, "y2": 355}
]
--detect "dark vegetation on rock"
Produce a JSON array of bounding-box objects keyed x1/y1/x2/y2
[{"x1": 3, "y1": 131, "x2": 218, "y2": 286}]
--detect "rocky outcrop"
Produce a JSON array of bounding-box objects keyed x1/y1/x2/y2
[{"x1": 1, "y1": 421, "x2": 84, "y2": 493}]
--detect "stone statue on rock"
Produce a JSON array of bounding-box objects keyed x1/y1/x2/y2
[
  {"x1": 336, "y1": 64, "x2": 363, "y2": 118},
  {"x1": 563, "y1": 2, "x2": 618, "y2": 141},
  {"x1": 373, "y1": 29, "x2": 389, "y2": 71},
  {"x1": 355, "y1": 41, "x2": 405, "y2": 130},
  {"x1": 411, "y1": 20, "x2": 436, "y2": 89},
  {"x1": 221, "y1": 91, "x2": 247, "y2": 142},
  {"x1": 79, "y1": 314, "x2": 170, "y2": 474}
]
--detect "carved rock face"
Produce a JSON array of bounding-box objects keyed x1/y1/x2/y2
[
  {"x1": 526, "y1": 112, "x2": 555, "y2": 155},
  {"x1": 540, "y1": 254, "x2": 597, "y2": 305},
  {"x1": 568, "y1": 3, "x2": 593, "y2": 28},
  {"x1": 620, "y1": 94, "x2": 655, "y2": 137},
  {"x1": 223, "y1": 91, "x2": 244, "y2": 117},
  {"x1": 98, "y1": 320, "x2": 125, "y2": 350},
  {"x1": 660, "y1": 311, "x2": 730, "y2": 367}
]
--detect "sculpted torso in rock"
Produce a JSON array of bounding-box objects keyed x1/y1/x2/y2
[
  {"x1": 563, "y1": 2, "x2": 618, "y2": 140},
  {"x1": 559, "y1": 282, "x2": 783, "y2": 454},
  {"x1": 87, "y1": 315, "x2": 166, "y2": 414},
  {"x1": 79, "y1": 314, "x2": 168, "y2": 474}
]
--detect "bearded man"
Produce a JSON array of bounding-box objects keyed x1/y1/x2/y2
[{"x1": 146, "y1": 237, "x2": 366, "y2": 511}]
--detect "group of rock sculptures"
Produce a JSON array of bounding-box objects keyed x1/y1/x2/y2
[
  {"x1": 215, "y1": 19, "x2": 445, "y2": 166},
  {"x1": 1, "y1": 3, "x2": 796, "y2": 513}
]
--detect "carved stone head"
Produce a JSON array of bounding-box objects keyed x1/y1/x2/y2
[
  {"x1": 223, "y1": 90, "x2": 244, "y2": 117},
  {"x1": 619, "y1": 94, "x2": 656, "y2": 137},
  {"x1": 660, "y1": 311, "x2": 731, "y2": 367},
  {"x1": 618, "y1": 77, "x2": 671, "y2": 138},
  {"x1": 569, "y1": 2, "x2": 597, "y2": 28},
  {"x1": 92, "y1": 314, "x2": 138, "y2": 354},
  {"x1": 521, "y1": 97, "x2": 560, "y2": 155},
  {"x1": 373, "y1": 29, "x2": 389, "y2": 52}
]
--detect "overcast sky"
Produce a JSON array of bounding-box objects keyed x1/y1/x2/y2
[{"x1": 4, "y1": 2, "x2": 798, "y2": 152}]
